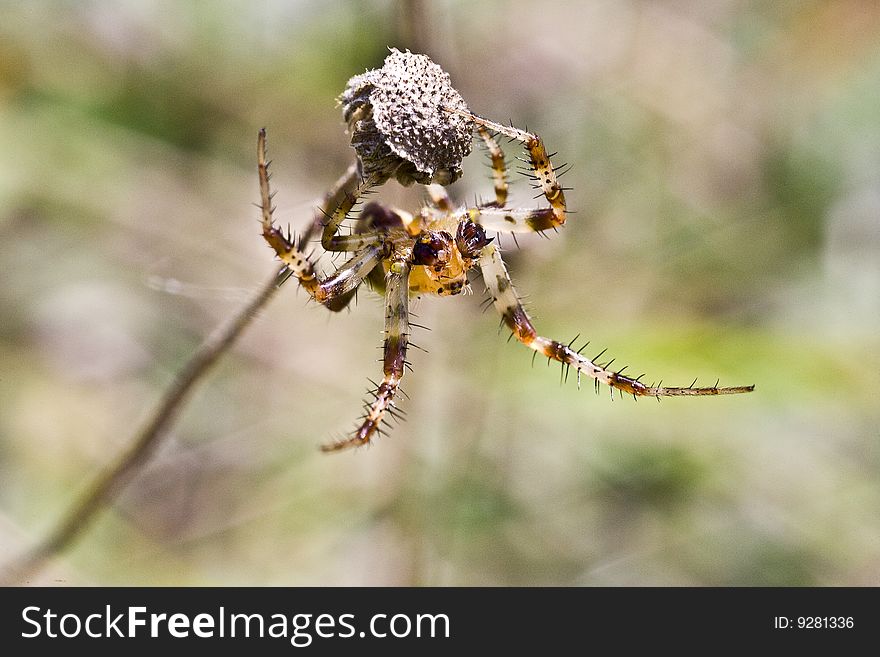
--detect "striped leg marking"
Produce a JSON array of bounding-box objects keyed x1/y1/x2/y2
[
  {"x1": 472, "y1": 126, "x2": 564, "y2": 234},
  {"x1": 468, "y1": 206, "x2": 562, "y2": 234},
  {"x1": 320, "y1": 173, "x2": 381, "y2": 252},
  {"x1": 477, "y1": 126, "x2": 509, "y2": 207},
  {"x1": 425, "y1": 184, "x2": 453, "y2": 213},
  {"x1": 321, "y1": 258, "x2": 411, "y2": 451},
  {"x1": 446, "y1": 108, "x2": 566, "y2": 231},
  {"x1": 298, "y1": 163, "x2": 361, "y2": 247},
  {"x1": 479, "y1": 244, "x2": 754, "y2": 398},
  {"x1": 258, "y1": 129, "x2": 383, "y2": 306}
]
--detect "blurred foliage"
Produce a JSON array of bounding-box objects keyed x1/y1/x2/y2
[{"x1": 0, "y1": 0, "x2": 878, "y2": 585}]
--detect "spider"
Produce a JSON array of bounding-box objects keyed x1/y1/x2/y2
[{"x1": 256, "y1": 49, "x2": 754, "y2": 452}]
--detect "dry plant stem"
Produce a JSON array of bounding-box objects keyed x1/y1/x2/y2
[{"x1": 0, "y1": 266, "x2": 284, "y2": 585}]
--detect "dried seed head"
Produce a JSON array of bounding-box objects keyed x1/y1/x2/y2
[{"x1": 340, "y1": 48, "x2": 473, "y2": 186}]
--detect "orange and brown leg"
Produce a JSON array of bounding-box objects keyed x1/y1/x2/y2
[
  {"x1": 322, "y1": 257, "x2": 412, "y2": 451},
  {"x1": 479, "y1": 243, "x2": 754, "y2": 398},
  {"x1": 258, "y1": 128, "x2": 380, "y2": 261},
  {"x1": 448, "y1": 109, "x2": 567, "y2": 234},
  {"x1": 258, "y1": 129, "x2": 384, "y2": 307}
]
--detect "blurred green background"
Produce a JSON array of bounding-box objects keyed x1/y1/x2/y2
[{"x1": 1, "y1": 0, "x2": 878, "y2": 585}]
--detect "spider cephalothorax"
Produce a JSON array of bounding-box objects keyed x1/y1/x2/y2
[{"x1": 257, "y1": 49, "x2": 754, "y2": 452}]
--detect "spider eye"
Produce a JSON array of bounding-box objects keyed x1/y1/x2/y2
[
  {"x1": 456, "y1": 220, "x2": 492, "y2": 258},
  {"x1": 413, "y1": 231, "x2": 453, "y2": 267}
]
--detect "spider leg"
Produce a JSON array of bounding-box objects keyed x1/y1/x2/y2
[
  {"x1": 477, "y1": 125, "x2": 509, "y2": 207},
  {"x1": 258, "y1": 130, "x2": 385, "y2": 307},
  {"x1": 446, "y1": 108, "x2": 567, "y2": 234},
  {"x1": 468, "y1": 205, "x2": 564, "y2": 235},
  {"x1": 320, "y1": 173, "x2": 382, "y2": 252},
  {"x1": 425, "y1": 184, "x2": 452, "y2": 212},
  {"x1": 258, "y1": 129, "x2": 380, "y2": 258},
  {"x1": 289, "y1": 243, "x2": 384, "y2": 307},
  {"x1": 322, "y1": 256, "x2": 411, "y2": 451},
  {"x1": 298, "y1": 162, "x2": 360, "y2": 246},
  {"x1": 479, "y1": 244, "x2": 754, "y2": 398}
]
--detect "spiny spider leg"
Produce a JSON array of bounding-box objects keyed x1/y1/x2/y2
[
  {"x1": 471, "y1": 206, "x2": 565, "y2": 235},
  {"x1": 320, "y1": 173, "x2": 382, "y2": 252},
  {"x1": 321, "y1": 255, "x2": 411, "y2": 451},
  {"x1": 467, "y1": 113, "x2": 567, "y2": 223},
  {"x1": 476, "y1": 126, "x2": 509, "y2": 207},
  {"x1": 298, "y1": 162, "x2": 360, "y2": 247},
  {"x1": 258, "y1": 129, "x2": 379, "y2": 256},
  {"x1": 446, "y1": 108, "x2": 567, "y2": 234},
  {"x1": 479, "y1": 243, "x2": 755, "y2": 398},
  {"x1": 258, "y1": 129, "x2": 385, "y2": 307}
]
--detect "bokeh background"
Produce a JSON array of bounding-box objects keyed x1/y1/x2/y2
[{"x1": 1, "y1": 0, "x2": 878, "y2": 585}]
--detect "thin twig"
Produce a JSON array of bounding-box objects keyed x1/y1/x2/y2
[{"x1": 0, "y1": 265, "x2": 285, "y2": 585}]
